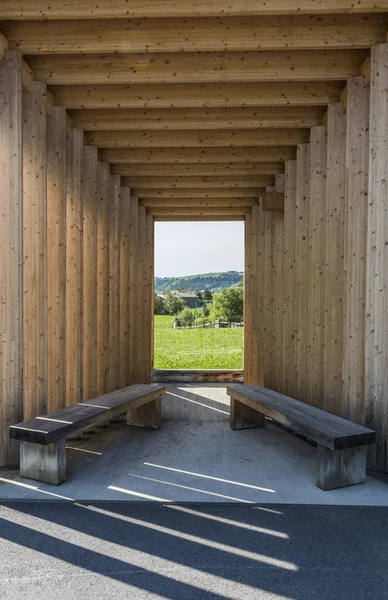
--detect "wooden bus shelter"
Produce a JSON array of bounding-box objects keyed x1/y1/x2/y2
[{"x1": 0, "y1": 1, "x2": 387, "y2": 473}]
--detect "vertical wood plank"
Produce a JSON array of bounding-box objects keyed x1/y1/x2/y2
[
  {"x1": 324, "y1": 103, "x2": 346, "y2": 416},
  {"x1": 143, "y1": 212, "x2": 154, "y2": 384},
  {"x1": 22, "y1": 80, "x2": 47, "y2": 420},
  {"x1": 295, "y1": 143, "x2": 310, "y2": 402},
  {"x1": 282, "y1": 160, "x2": 297, "y2": 397},
  {"x1": 108, "y1": 173, "x2": 121, "y2": 392},
  {"x1": 128, "y1": 196, "x2": 139, "y2": 384},
  {"x1": 135, "y1": 205, "x2": 147, "y2": 382},
  {"x1": 47, "y1": 105, "x2": 67, "y2": 413},
  {"x1": 365, "y1": 43, "x2": 388, "y2": 473},
  {"x1": 119, "y1": 186, "x2": 132, "y2": 388},
  {"x1": 65, "y1": 127, "x2": 84, "y2": 406},
  {"x1": 96, "y1": 161, "x2": 111, "y2": 395},
  {"x1": 244, "y1": 211, "x2": 254, "y2": 383},
  {"x1": 307, "y1": 125, "x2": 327, "y2": 408},
  {"x1": 0, "y1": 51, "x2": 23, "y2": 466},
  {"x1": 273, "y1": 173, "x2": 285, "y2": 392},
  {"x1": 343, "y1": 76, "x2": 370, "y2": 424},
  {"x1": 82, "y1": 145, "x2": 98, "y2": 401}
]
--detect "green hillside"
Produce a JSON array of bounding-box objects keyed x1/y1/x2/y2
[{"x1": 155, "y1": 271, "x2": 243, "y2": 294}]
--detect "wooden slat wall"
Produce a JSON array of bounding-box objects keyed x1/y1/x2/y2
[
  {"x1": 47, "y1": 105, "x2": 67, "y2": 413},
  {"x1": 119, "y1": 186, "x2": 132, "y2": 388},
  {"x1": 365, "y1": 43, "x2": 388, "y2": 473},
  {"x1": 342, "y1": 76, "x2": 370, "y2": 424},
  {"x1": 129, "y1": 196, "x2": 139, "y2": 384},
  {"x1": 22, "y1": 81, "x2": 47, "y2": 420},
  {"x1": 0, "y1": 51, "x2": 23, "y2": 466},
  {"x1": 82, "y1": 145, "x2": 98, "y2": 401},
  {"x1": 307, "y1": 125, "x2": 327, "y2": 408},
  {"x1": 323, "y1": 103, "x2": 346, "y2": 415},
  {"x1": 243, "y1": 211, "x2": 254, "y2": 383}
]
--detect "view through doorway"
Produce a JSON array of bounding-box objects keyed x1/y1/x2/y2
[{"x1": 154, "y1": 221, "x2": 245, "y2": 371}]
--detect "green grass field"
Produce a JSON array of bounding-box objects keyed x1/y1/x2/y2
[{"x1": 154, "y1": 315, "x2": 243, "y2": 369}]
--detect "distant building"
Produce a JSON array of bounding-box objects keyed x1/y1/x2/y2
[{"x1": 157, "y1": 291, "x2": 200, "y2": 309}]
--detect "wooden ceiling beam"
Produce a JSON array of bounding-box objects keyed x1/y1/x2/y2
[
  {"x1": 99, "y1": 147, "x2": 296, "y2": 163},
  {"x1": 87, "y1": 129, "x2": 308, "y2": 148},
  {"x1": 131, "y1": 188, "x2": 263, "y2": 198},
  {"x1": 153, "y1": 215, "x2": 246, "y2": 221},
  {"x1": 3, "y1": 15, "x2": 386, "y2": 54},
  {"x1": 112, "y1": 162, "x2": 284, "y2": 177},
  {"x1": 69, "y1": 107, "x2": 325, "y2": 130},
  {"x1": 51, "y1": 81, "x2": 343, "y2": 109},
  {"x1": 149, "y1": 207, "x2": 251, "y2": 217},
  {"x1": 122, "y1": 175, "x2": 274, "y2": 188},
  {"x1": 27, "y1": 50, "x2": 367, "y2": 85},
  {"x1": 1, "y1": 1, "x2": 386, "y2": 19},
  {"x1": 140, "y1": 197, "x2": 256, "y2": 207}
]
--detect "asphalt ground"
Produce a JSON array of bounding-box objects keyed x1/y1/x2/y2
[{"x1": 0, "y1": 502, "x2": 387, "y2": 599}]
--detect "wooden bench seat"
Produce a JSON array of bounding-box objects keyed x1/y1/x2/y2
[
  {"x1": 227, "y1": 384, "x2": 376, "y2": 490},
  {"x1": 9, "y1": 384, "x2": 166, "y2": 485}
]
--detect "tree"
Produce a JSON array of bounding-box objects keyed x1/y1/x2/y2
[
  {"x1": 163, "y1": 290, "x2": 185, "y2": 315},
  {"x1": 154, "y1": 295, "x2": 165, "y2": 315},
  {"x1": 177, "y1": 307, "x2": 195, "y2": 326},
  {"x1": 204, "y1": 289, "x2": 213, "y2": 302},
  {"x1": 195, "y1": 289, "x2": 203, "y2": 301},
  {"x1": 213, "y1": 285, "x2": 243, "y2": 321}
]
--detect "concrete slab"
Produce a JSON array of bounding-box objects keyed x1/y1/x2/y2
[{"x1": 1, "y1": 385, "x2": 387, "y2": 505}]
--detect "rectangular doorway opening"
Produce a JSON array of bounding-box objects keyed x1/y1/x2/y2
[{"x1": 153, "y1": 220, "x2": 245, "y2": 379}]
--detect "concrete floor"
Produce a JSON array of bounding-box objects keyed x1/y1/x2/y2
[{"x1": 1, "y1": 385, "x2": 387, "y2": 505}]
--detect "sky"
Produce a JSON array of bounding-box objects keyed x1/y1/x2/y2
[{"x1": 154, "y1": 221, "x2": 245, "y2": 278}]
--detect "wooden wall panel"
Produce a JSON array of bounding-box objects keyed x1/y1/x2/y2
[
  {"x1": 282, "y1": 160, "x2": 297, "y2": 397},
  {"x1": 365, "y1": 43, "x2": 388, "y2": 473},
  {"x1": 143, "y1": 212, "x2": 154, "y2": 383},
  {"x1": 119, "y1": 186, "x2": 132, "y2": 387},
  {"x1": 108, "y1": 174, "x2": 121, "y2": 391},
  {"x1": 295, "y1": 143, "x2": 310, "y2": 402},
  {"x1": 272, "y1": 174, "x2": 285, "y2": 392},
  {"x1": 307, "y1": 125, "x2": 327, "y2": 408},
  {"x1": 0, "y1": 51, "x2": 23, "y2": 466},
  {"x1": 82, "y1": 145, "x2": 98, "y2": 401},
  {"x1": 323, "y1": 103, "x2": 346, "y2": 415},
  {"x1": 47, "y1": 105, "x2": 67, "y2": 412},
  {"x1": 22, "y1": 81, "x2": 47, "y2": 420},
  {"x1": 135, "y1": 206, "x2": 147, "y2": 382},
  {"x1": 342, "y1": 76, "x2": 370, "y2": 424},
  {"x1": 263, "y1": 208, "x2": 275, "y2": 388},
  {"x1": 128, "y1": 196, "x2": 139, "y2": 384},
  {"x1": 96, "y1": 161, "x2": 111, "y2": 395},
  {"x1": 65, "y1": 127, "x2": 84, "y2": 405}
]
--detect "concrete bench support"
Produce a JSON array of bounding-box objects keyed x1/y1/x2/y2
[
  {"x1": 20, "y1": 439, "x2": 66, "y2": 486},
  {"x1": 316, "y1": 445, "x2": 367, "y2": 491},
  {"x1": 127, "y1": 396, "x2": 161, "y2": 430},
  {"x1": 230, "y1": 396, "x2": 266, "y2": 430}
]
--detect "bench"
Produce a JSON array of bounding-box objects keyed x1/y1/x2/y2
[
  {"x1": 227, "y1": 384, "x2": 376, "y2": 490},
  {"x1": 9, "y1": 384, "x2": 166, "y2": 485}
]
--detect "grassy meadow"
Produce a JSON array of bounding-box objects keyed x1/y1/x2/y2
[{"x1": 154, "y1": 315, "x2": 243, "y2": 369}]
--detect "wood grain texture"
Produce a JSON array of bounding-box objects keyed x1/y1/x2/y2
[
  {"x1": 47, "y1": 105, "x2": 67, "y2": 413},
  {"x1": 295, "y1": 144, "x2": 310, "y2": 402},
  {"x1": 307, "y1": 125, "x2": 327, "y2": 408},
  {"x1": 119, "y1": 187, "x2": 132, "y2": 388},
  {"x1": 323, "y1": 103, "x2": 346, "y2": 416},
  {"x1": 82, "y1": 145, "x2": 98, "y2": 401},
  {"x1": 96, "y1": 162, "x2": 111, "y2": 395},
  {"x1": 22, "y1": 80, "x2": 47, "y2": 420},
  {"x1": 365, "y1": 43, "x2": 388, "y2": 473},
  {"x1": 108, "y1": 174, "x2": 121, "y2": 392},
  {"x1": 128, "y1": 196, "x2": 139, "y2": 385},
  {"x1": 343, "y1": 76, "x2": 370, "y2": 425},
  {"x1": 0, "y1": 51, "x2": 23, "y2": 467}
]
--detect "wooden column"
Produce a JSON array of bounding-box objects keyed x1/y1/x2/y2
[
  {"x1": 96, "y1": 162, "x2": 111, "y2": 395},
  {"x1": 128, "y1": 196, "x2": 139, "y2": 384},
  {"x1": 108, "y1": 174, "x2": 121, "y2": 392},
  {"x1": 365, "y1": 43, "x2": 388, "y2": 473},
  {"x1": 82, "y1": 145, "x2": 98, "y2": 401},
  {"x1": 135, "y1": 205, "x2": 147, "y2": 382},
  {"x1": 0, "y1": 51, "x2": 23, "y2": 466},
  {"x1": 263, "y1": 207, "x2": 275, "y2": 388},
  {"x1": 307, "y1": 126, "x2": 327, "y2": 408},
  {"x1": 273, "y1": 174, "x2": 285, "y2": 393},
  {"x1": 282, "y1": 160, "x2": 297, "y2": 397},
  {"x1": 343, "y1": 76, "x2": 370, "y2": 424},
  {"x1": 65, "y1": 127, "x2": 84, "y2": 406},
  {"x1": 244, "y1": 211, "x2": 254, "y2": 383},
  {"x1": 323, "y1": 103, "x2": 346, "y2": 415},
  {"x1": 143, "y1": 212, "x2": 154, "y2": 383},
  {"x1": 295, "y1": 143, "x2": 310, "y2": 402},
  {"x1": 119, "y1": 186, "x2": 132, "y2": 388},
  {"x1": 47, "y1": 105, "x2": 67, "y2": 412},
  {"x1": 22, "y1": 81, "x2": 47, "y2": 420}
]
